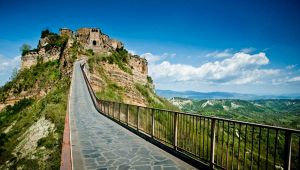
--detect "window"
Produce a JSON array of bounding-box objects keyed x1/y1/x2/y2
[{"x1": 93, "y1": 40, "x2": 97, "y2": 46}]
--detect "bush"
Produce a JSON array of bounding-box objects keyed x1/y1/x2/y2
[
  {"x1": 86, "y1": 49, "x2": 94, "y2": 56},
  {"x1": 147, "y1": 76, "x2": 153, "y2": 84},
  {"x1": 20, "y1": 44, "x2": 31, "y2": 56},
  {"x1": 4, "y1": 98, "x2": 33, "y2": 115},
  {"x1": 44, "y1": 35, "x2": 68, "y2": 52},
  {"x1": 37, "y1": 134, "x2": 57, "y2": 149},
  {"x1": 41, "y1": 29, "x2": 57, "y2": 38}
]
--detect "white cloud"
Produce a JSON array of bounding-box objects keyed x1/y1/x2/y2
[
  {"x1": 240, "y1": 47, "x2": 256, "y2": 53},
  {"x1": 205, "y1": 49, "x2": 232, "y2": 58},
  {"x1": 147, "y1": 52, "x2": 280, "y2": 85},
  {"x1": 162, "y1": 53, "x2": 176, "y2": 58},
  {"x1": 141, "y1": 52, "x2": 177, "y2": 64},
  {"x1": 0, "y1": 55, "x2": 21, "y2": 72},
  {"x1": 272, "y1": 75, "x2": 300, "y2": 85},
  {"x1": 128, "y1": 50, "x2": 136, "y2": 55},
  {"x1": 287, "y1": 76, "x2": 300, "y2": 82},
  {"x1": 141, "y1": 53, "x2": 161, "y2": 64},
  {"x1": 286, "y1": 64, "x2": 297, "y2": 70},
  {"x1": 0, "y1": 54, "x2": 21, "y2": 85}
]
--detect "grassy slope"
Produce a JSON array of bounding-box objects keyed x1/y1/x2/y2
[{"x1": 0, "y1": 60, "x2": 70, "y2": 169}]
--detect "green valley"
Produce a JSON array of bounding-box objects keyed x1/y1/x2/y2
[{"x1": 170, "y1": 97, "x2": 300, "y2": 129}]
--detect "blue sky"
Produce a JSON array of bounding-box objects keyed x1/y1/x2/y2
[{"x1": 0, "y1": 0, "x2": 300, "y2": 94}]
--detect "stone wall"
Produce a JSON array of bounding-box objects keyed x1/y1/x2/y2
[
  {"x1": 20, "y1": 47, "x2": 61, "y2": 70},
  {"x1": 21, "y1": 52, "x2": 39, "y2": 69},
  {"x1": 60, "y1": 28, "x2": 73, "y2": 38},
  {"x1": 39, "y1": 47, "x2": 61, "y2": 62}
]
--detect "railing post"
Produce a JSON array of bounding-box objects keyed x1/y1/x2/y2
[
  {"x1": 110, "y1": 102, "x2": 112, "y2": 117},
  {"x1": 126, "y1": 104, "x2": 129, "y2": 126},
  {"x1": 210, "y1": 118, "x2": 216, "y2": 169},
  {"x1": 107, "y1": 102, "x2": 110, "y2": 117},
  {"x1": 105, "y1": 102, "x2": 107, "y2": 115},
  {"x1": 284, "y1": 130, "x2": 292, "y2": 170},
  {"x1": 173, "y1": 112, "x2": 178, "y2": 150},
  {"x1": 137, "y1": 106, "x2": 140, "y2": 131},
  {"x1": 151, "y1": 109, "x2": 155, "y2": 138},
  {"x1": 112, "y1": 102, "x2": 115, "y2": 119},
  {"x1": 99, "y1": 100, "x2": 101, "y2": 111},
  {"x1": 118, "y1": 103, "x2": 121, "y2": 122}
]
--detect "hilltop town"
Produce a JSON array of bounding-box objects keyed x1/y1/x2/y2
[{"x1": 21, "y1": 27, "x2": 123, "y2": 69}]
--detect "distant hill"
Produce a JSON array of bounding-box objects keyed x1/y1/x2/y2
[
  {"x1": 169, "y1": 97, "x2": 300, "y2": 129},
  {"x1": 156, "y1": 89, "x2": 300, "y2": 100}
]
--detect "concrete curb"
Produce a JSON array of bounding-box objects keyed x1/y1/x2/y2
[{"x1": 60, "y1": 65, "x2": 75, "y2": 170}]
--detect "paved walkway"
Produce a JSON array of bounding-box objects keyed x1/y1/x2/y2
[{"x1": 69, "y1": 61, "x2": 196, "y2": 170}]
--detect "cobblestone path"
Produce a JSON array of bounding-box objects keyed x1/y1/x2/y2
[{"x1": 69, "y1": 61, "x2": 196, "y2": 170}]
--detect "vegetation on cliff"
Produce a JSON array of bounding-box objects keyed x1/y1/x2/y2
[
  {"x1": 88, "y1": 48, "x2": 132, "y2": 74},
  {"x1": 0, "y1": 60, "x2": 62, "y2": 102},
  {"x1": 0, "y1": 29, "x2": 72, "y2": 169},
  {"x1": 0, "y1": 60, "x2": 70, "y2": 169}
]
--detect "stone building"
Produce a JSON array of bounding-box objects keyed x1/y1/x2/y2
[
  {"x1": 76, "y1": 27, "x2": 123, "y2": 52},
  {"x1": 59, "y1": 28, "x2": 73, "y2": 38}
]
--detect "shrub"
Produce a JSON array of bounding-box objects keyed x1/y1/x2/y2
[
  {"x1": 41, "y1": 29, "x2": 57, "y2": 38},
  {"x1": 20, "y1": 44, "x2": 31, "y2": 56},
  {"x1": 4, "y1": 98, "x2": 33, "y2": 115},
  {"x1": 44, "y1": 35, "x2": 68, "y2": 52},
  {"x1": 147, "y1": 76, "x2": 153, "y2": 84},
  {"x1": 86, "y1": 49, "x2": 94, "y2": 56}
]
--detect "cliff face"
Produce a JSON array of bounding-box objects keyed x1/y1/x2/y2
[{"x1": 88, "y1": 53, "x2": 152, "y2": 106}]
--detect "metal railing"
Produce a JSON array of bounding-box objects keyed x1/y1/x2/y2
[{"x1": 80, "y1": 63, "x2": 300, "y2": 170}]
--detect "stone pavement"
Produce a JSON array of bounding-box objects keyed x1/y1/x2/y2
[{"x1": 69, "y1": 61, "x2": 196, "y2": 170}]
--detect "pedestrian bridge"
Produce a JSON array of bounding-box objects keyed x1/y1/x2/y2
[{"x1": 61, "y1": 61, "x2": 300, "y2": 170}]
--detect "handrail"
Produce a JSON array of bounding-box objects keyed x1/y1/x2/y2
[
  {"x1": 98, "y1": 98, "x2": 300, "y2": 133},
  {"x1": 93, "y1": 98, "x2": 300, "y2": 133},
  {"x1": 80, "y1": 63, "x2": 300, "y2": 170}
]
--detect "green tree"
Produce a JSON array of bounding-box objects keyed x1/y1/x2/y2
[
  {"x1": 41, "y1": 29, "x2": 51, "y2": 38},
  {"x1": 10, "y1": 67, "x2": 18, "y2": 81},
  {"x1": 20, "y1": 44, "x2": 31, "y2": 56}
]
